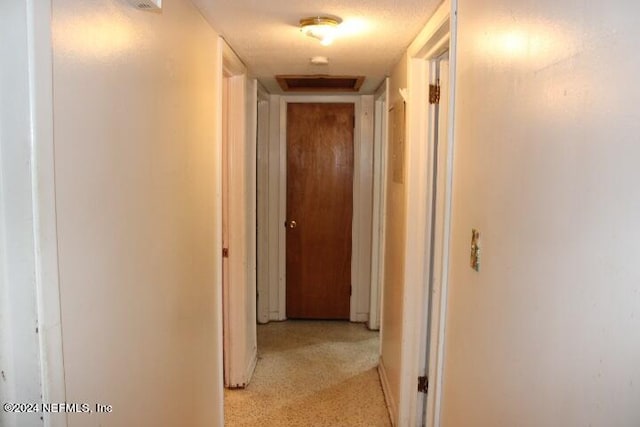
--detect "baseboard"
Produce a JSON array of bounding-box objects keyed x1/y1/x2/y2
[
  {"x1": 353, "y1": 312, "x2": 369, "y2": 323},
  {"x1": 269, "y1": 311, "x2": 286, "y2": 321},
  {"x1": 378, "y1": 357, "x2": 397, "y2": 426},
  {"x1": 245, "y1": 347, "x2": 258, "y2": 386}
]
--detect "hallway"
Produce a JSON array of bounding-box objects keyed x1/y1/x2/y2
[
  {"x1": 225, "y1": 321, "x2": 391, "y2": 426},
  {"x1": 5, "y1": 0, "x2": 640, "y2": 426}
]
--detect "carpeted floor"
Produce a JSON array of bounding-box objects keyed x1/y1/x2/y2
[{"x1": 224, "y1": 320, "x2": 392, "y2": 426}]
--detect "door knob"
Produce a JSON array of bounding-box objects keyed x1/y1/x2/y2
[{"x1": 285, "y1": 220, "x2": 297, "y2": 229}]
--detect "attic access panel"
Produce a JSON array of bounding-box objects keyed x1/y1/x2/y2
[{"x1": 276, "y1": 75, "x2": 365, "y2": 92}]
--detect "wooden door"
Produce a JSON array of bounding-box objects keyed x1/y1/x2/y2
[{"x1": 286, "y1": 103, "x2": 354, "y2": 319}]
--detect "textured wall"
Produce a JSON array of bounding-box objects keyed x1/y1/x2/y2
[
  {"x1": 441, "y1": 0, "x2": 640, "y2": 425},
  {"x1": 52, "y1": 0, "x2": 222, "y2": 425},
  {"x1": 380, "y1": 52, "x2": 408, "y2": 422}
]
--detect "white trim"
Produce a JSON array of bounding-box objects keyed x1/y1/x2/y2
[
  {"x1": 28, "y1": 1, "x2": 67, "y2": 425},
  {"x1": 213, "y1": 38, "x2": 225, "y2": 424},
  {"x1": 356, "y1": 95, "x2": 374, "y2": 323},
  {"x1": 378, "y1": 357, "x2": 397, "y2": 426},
  {"x1": 219, "y1": 38, "x2": 257, "y2": 389},
  {"x1": 267, "y1": 95, "x2": 284, "y2": 321},
  {"x1": 244, "y1": 348, "x2": 258, "y2": 386},
  {"x1": 277, "y1": 99, "x2": 287, "y2": 318},
  {"x1": 429, "y1": 3, "x2": 457, "y2": 425},
  {"x1": 245, "y1": 78, "x2": 258, "y2": 384},
  {"x1": 369, "y1": 78, "x2": 390, "y2": 331},
  {"x1": 256, "y1": 84, "x2": 270, "y2": 324},
  {"x1": 1, "y1": 1, "x2": 66, "y2": 425},
  {"x1": 395, "y1": 1, "x2": 456, "y2": 426},
  {"x1": 416, "y1": 59, "x2": 439, "y2": 427},
  {"x1": 277, "y1": 95, "x2": 372, "y2": 322}
]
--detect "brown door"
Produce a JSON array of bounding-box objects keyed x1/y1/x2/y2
[{"x1": 286, "y1": 103, "x2": 354, "y2": 319}]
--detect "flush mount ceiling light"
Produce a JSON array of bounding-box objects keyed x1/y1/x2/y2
[{"x1": 300, "y1": 16, "x2": 342, "y2": 46}]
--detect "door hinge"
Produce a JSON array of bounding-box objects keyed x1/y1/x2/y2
[
  {"x1": 418, "y1": 376, "x2": 429, "y2": 393},
  {"x1": 429, "y1": 81, "x2": 440, "y2": 105},
  {"x1": 222, "y1": 247, "x2": 229, "y2": 258},
  {"x1": 350, "y1": 285, "x2": 352, "y2": 296}
]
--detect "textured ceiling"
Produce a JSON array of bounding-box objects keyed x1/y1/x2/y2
[{"x1": 192, "y1": 0, "x2": 442, "y2": 94}]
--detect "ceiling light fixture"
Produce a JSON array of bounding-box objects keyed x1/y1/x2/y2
[{"x1": 299, "y1": 16, "x2": 342, "y2": 46}]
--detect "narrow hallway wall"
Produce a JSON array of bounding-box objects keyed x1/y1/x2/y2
[
  {"x1": 442, "y1": 1, "x2": 640, "y2": 425},
  {"x1": 379, "y1": 52, "x2": 409, "y2": 423},
  {"x1": 52, "y1": 0, "x2": 222, "y2": 425}
]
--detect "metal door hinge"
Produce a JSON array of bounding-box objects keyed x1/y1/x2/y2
[
  {"x1": 222, "y1": 248, "x2": 229, "y2": 258},
  {"x1": 418, "y1": 376, "x2": 429, "y2": 393},
  {"x1": 429, "y1": 81, "x2": 440, "y2": 104}
]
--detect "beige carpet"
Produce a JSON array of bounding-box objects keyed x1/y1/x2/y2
[{"x1": 224, "y1": 320, "x2": 392, "y2": 426}]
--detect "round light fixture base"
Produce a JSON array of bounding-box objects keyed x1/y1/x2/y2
[{"x1": 299, "y1": 16, "x2": 342, "y2": 46}]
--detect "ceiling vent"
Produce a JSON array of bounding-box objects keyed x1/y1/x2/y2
[
  {"x1": 276, "y1": 75, "x2": 365, "y2": 92},
  {"x1": 126, "y1": 0, "x2": 161, "y2": 10}
]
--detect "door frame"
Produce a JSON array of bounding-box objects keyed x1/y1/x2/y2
[
  {"x1": 397, "y1": 1, "x2": 457, "y2": 425},
  {"x1": 1, "y1": 2, "x2": 67, "y2": 426},
  {"x1": 419, "y1": 53, "x2": 452, "y2": 427},
  {"x1": 217, "y1": 38, "x2": 257, "y2": 389},
  {"x1": 369, "y1": 79, "x2": 390, "y2": 331},
  {"x1": 256, "y1": 83, "x2": 271, "y2": 325},
  {"x1": 278, "y1": 95, "x2": 374, "y2": 322}
]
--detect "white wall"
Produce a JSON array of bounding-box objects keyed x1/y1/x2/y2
[
  {"x1": 52, "y1": 0, "x2": 222, "y2": 425},
  {"x1": 441, "y1": 0, "x2": 640, "y2": 425},
  {"x1": 379, "y1": 53, "x2": 408, "y2": 425}
]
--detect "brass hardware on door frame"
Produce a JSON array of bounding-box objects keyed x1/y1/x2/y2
[
  {"x1": 429, "y1": 79, "x2": 441, "y2": 104},
  {"x1": 284, "y1": 220, "x2": 298, "y2": 229},
  {"x1": 470, "y1": 229, "x2": 480, "y2": 272}
]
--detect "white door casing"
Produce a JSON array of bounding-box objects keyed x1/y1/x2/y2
[
  {"x1": 256, "y1": 84, "x2": 270, "y2": 325},
  {"x1": 385, "y1": 0, "x2": 457, "y2": 425},
  {"x1": 369, "y1": 79, "x2": 390, "y2": 331},
  {"x1": 255, "y1": 95, "x2": 375, "y2": 324},
  {"x1": 219, "y1": 38, "x2": 257, "y2": 389},
  {"x1": 419, "y1": 53, "x2": 452, "y2": 427}
]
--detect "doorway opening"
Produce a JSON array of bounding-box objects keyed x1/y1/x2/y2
[
  {"x1": 404, "y1": 3, "x2": 456, "y2": 425},
  {"x1": 418, "y1": 50, "x2": 452, "y2": 427},
  {"x1": 254, "y1": 95, "x2": 375, "y2": 323}
]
